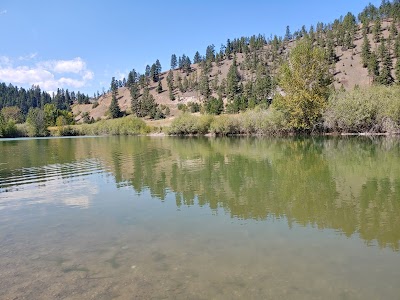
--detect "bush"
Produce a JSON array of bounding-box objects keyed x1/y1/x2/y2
[
  {"x1": 324, "y1": 85, "x2": 400, "y2": 133},
  {"x1": 76, "y1": 116, "x2": 150, "y2": 136},
  {"x1": 167, "y1": 113, "x2": 213, "y2": 135}
]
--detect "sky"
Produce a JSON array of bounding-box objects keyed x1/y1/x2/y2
[{"x1": 0, "y1": 0, "x2": 382, "y2": 96}]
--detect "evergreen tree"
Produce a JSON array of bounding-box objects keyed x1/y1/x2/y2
[
  {"x1": 361, "y1": 32, "x2": 371, "y2": 68},
  {"x1": 170, "y1": 54, "x2": 177, "y2": 70},
  {"x1": 199, "y1": 70, "x2": 211, "y2": 99},
  {"x1": 368, "y1": 52, "x2": 380, "y2": 82},
  {"x1": 394, "y1": 35, "x2": 400, "y2": 58},
  {"x1": 109, "y1": 77, "x2": 121, "y2": 118},
  {"x1": 284, "y1": 25, "x2": 292, "y2": 42},
  {"x1": 145, "y1": 65, "x2": 151, "y2": 77},
  {"x1": 395, "y1": 58, "x2": 400, "y2": 84},
  {"x1": 157, "y1": 80, "x2": 163, "y2": 93},
  {"x1": 193, "y1": 51, "x2": 202, "y2": 64},
  {"x1": 205, "y1": 44, "x2": 215, "y2": 62},
  {"x1": 378, "y1": 43, "x2": 394, "y2": 85},
  {"x1": 373, "y1": 17, "x2": 382, "y2": 43},
  {"x1": 226, "y1": 57, "x2": 240, "y2": 100}
]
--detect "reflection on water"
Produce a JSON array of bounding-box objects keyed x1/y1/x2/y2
[{"x1": 0, "y1": 136, "x2": 399, "y2": 299}]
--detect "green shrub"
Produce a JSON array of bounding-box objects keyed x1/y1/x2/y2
[
  {"x1": 76, "y1": 116, "x2": 150, "y2": 136},
  {"x1": 324, "y1": 86, "x2": 400, "y2": 133},
  {"x1": 167, "y1": 113, "x2": 213, "y2": 135}
]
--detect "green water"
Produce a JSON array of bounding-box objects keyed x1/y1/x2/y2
[{"x1": 0, "y1": 136, "x2": 399, "y2": 299}]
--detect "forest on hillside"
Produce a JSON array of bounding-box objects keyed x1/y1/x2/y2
[{"x1": 1, "y1": 0, "x2": 400, "y2": 137}]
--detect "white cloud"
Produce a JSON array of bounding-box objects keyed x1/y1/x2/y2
[
  {"x1": 0, "y1": 10, "x2": 7, "y2": 15},
  {"x1": 83, "y1": 70, "x2": 94, "y2": 81},
  {"x1": 38, "y1": 57, "x2": 86, "y2": 74},
  {"x1": 0, "y1": 55, "x2": 94, "y2": 92},
  {"x1": 0, "y1": 67, "x2": 54, "y2": 84}
]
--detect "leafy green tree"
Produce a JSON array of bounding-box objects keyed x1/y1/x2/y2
[
  {"x1": 26, "y1": 107, "x2": 48, "y2": 137},
  {"x1": 44, "y1": 103, "x2": 57, "y2": 127},
  {"x1": 1, "y1": 106, "x2": 23, "y2": 123},
  {"x1": 273, "y1": 40, "x2": 332, "y2": 131}
]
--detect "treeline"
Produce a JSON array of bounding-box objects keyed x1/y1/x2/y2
[
  {"x1": 0, "y1": 83, "x2": 90, "y2": 116},
  {"x1": 0, "y1": 83, "x2": 89, "y2": 138}
]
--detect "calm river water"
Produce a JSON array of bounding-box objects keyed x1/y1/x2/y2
[{"x1": 0, "y1": 136, "x2": 399, "y2": 299}]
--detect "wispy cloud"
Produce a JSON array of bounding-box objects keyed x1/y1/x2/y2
[
  {"x1": 0, "y1": 10, "x2": 7, "y2": 15},
  {"x1": 0, "y1": 55, "x2": 94, "y2": 91},
  {"x1": 18, "y1": 53, "x2": 38, "y2": 61}
]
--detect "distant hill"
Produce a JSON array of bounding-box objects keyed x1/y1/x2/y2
[{"x1": 72, "y1": 15, "x2": 399, "y2": 122}]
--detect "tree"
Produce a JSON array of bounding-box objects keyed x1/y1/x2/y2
[
  {"x1": 395, "y1": 58, "x2": 400, "y2": 84},
  {"x1": 26, "y1": 107, "x2": 48, "y2": 137},
  {"x1": 284, "y1": 25, "x2": 292, "y2": 42},
  {"x1": 1, "y1": 106, "x2": 23, "y2": 123},
  {"x1": 157, "y1": 80, "x2": 163, "y2": 93},
  {"x1": 109, "y1": 77, "x2": 121, "y2": 118},
  {"x1": 199, "y1": 70, "x2": 211, "y2": 99},
  {"x1": 226, "y1": 57, "x2": 240, "y2": 100},
  {"x1": 43, "y1": 103, "x2": 57, "y2": 127},
  {"x1": 368, "y1": 52, "x2": 380, "y2": 83},
  {"x1": 193, "y1": 51, "x2": 202, "y2": 64},
  {"x1": 377, "y1": 42, "x2": 394, "y2": 85},
  {"x1": 205, "y1": 44, "x2": 215, "y2": 62},
  {"x1": 361, "y1": 32, "x2": 371, "y2": 68},
  {"x1": 273, "y1": 40, "x2": 332, "y2": 131},
  {"x1": 170, "y1": 54, "x2": 177, "y2": 70},
  {"x1": 204, "y1": 97, "x2": 224, "y2": 115},
  {"x1": 373, "y1": 17, "x2": 382, "y2": 43}
]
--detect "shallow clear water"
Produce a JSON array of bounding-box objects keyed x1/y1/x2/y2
[{"x1": 0, "y1": 136, "x2": 399, "y2": 299}]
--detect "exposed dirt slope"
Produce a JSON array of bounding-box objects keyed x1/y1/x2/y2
[{"x1": 72, "y1": 20, "x2": 398, "y2": 122}]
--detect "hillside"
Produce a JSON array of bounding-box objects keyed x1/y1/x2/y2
[{"x1": 72, "y1": 17, "x2": 399, "y2": 123}]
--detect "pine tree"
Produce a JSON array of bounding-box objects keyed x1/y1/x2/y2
[
  {"x1": 157, "y1": 80, "x2": 163, "y2": 93},
  {"x1": 109, "y1": 77, "x2": 121, "y2": 118},
  {"x1": 284, "y1": 25, "x2": 292, "y2": 42},
  {"x1": 395, "y1": 58, "x2": 400, "y2": 84},
  {"x1": 378, "y1": 43, "x2": 394, "y2": 85},
  {"x1": 226, "y1": 57, "x2": 240, "y2": 100},
  {"x1": 199, "y1": 70, "x2": 211, "y2": 99},
  {"x1": 368, "y1": 52, "x2": 380, "y2": 83},
  {"x1": 394, "y1": 35, "x2": 400, "y2": 58},
  {"x1": 170, "y1": 54, "x2": 177, "y2": 70},
  {"x1": 373, "y1": 17, "x2": 382, "y2": 43},
  {"x1": 193, "y1": 51, "x2": 202, "y2": 64},
  {"x1": 361, "y1": 32, "x2": 371, "y2": 68}
]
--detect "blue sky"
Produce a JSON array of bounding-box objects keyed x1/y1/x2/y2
[{"x1": 0, "y1": 0, "x2": 381, "y2": 96}]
